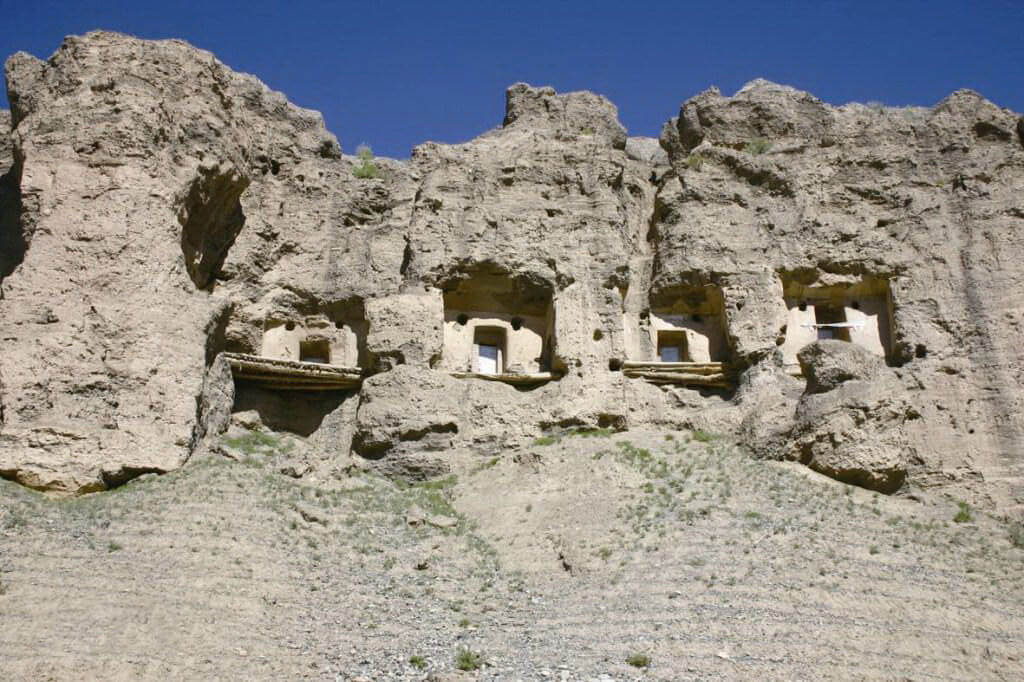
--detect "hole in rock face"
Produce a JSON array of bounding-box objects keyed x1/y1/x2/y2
[
  {"x1": 177, "y1": 164, "x2": 249, "y2": 289},
  {"x1": 593, "y1": 329, "x2": 604, "y2": 341},
  {"x1": 0, "y1": 164, "x2": 26, "y2": 282},
  {"x1": 285, "y1": 321, "x2": 296, "y2": 331},
  {"x1": 915, "y1": 344, "x2": 928, "y2": 359},
  {"x1": 597, "y1": 413, "x2": 626, "y2": 430},
  {"x1": 852, "y1": 300, "x2": 861, "y2": 310},
  {"x1": 609, "y1": 358, "x2": 622, "y2": 371},
  {"x1": 335, "y1": 320, "x2": 344, "y2": 329},
  {"x1": 798, "y1": 302, "x2": 807, "y2": 312},
  {"x1": 691, "y1": 314, "x2": 703, "y2": 323},
  {"x1": 511, "y1": 317, "x2": 524, "y2": 331},
  {"x1": 968, "y1": 428, "x2": 976, "y2": 434},
  {"x1": 456, "y1": 314, "x2": 469, "y2": 326}
]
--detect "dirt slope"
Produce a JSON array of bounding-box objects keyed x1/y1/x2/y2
[{"x1": 2, "y1": 429, "x2": 1022, "y2": 680}]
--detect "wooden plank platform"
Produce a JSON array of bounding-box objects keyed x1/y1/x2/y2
[
  {"x1": 621, "y1": 361, "x2": 729, "y2": 388},
  {"x1": 450, "y1": 371, "x2": 559, "y2": 386},
  {"x1": 224, "y1": 353, "x2": 363, "y2": 390}
]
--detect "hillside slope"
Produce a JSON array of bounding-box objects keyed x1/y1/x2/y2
[{"x1": 2, "y1": 429, "x2": 1022, "y2": 680}]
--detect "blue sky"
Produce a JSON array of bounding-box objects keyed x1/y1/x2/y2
[{"x1": 2, "y1": 1, "x2": 1022, "y2": 158}]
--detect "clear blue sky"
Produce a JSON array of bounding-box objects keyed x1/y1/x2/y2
[{"x1": 1, "y1": 0, "x2": 1022, "y2": 158}]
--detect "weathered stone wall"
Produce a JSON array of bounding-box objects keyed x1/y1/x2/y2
[
  {"x1": 2, "y1": 33, "x2": 1023, "y2": 514},
  {"x1": 656, "y1": 80, "x2": 1024, "y2": 510}
]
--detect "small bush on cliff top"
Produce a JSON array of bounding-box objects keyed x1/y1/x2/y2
[{"x1": 353, "y1": 144, "x2": 381, "y2": 179}]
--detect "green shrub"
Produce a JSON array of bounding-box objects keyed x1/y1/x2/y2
[
  {"x1": 408, "y1": 655, "x2": 427, "y2": 670},
  {"x1": 353, "y1": 144, "x2": 381, "y2": 179},
  {"x1": 954, "y1": 501, "x2": 972, "y2": 523},
  {"x1": 533, "y1": 435, "x2": 559, "y2": 446},
  {"x1": 568, "y1": 427, "x2": 614, "y2": 438},
  {"x1": 1009, "y1": 522, "x2": 1024, "y2": 548},
  {"x1": 455, "y1": 648, "x2": 482, "y2": 671},
  {"x1": 626, "y1": 652, "x2": 651, "y2": 668},
  {"x1": 692, "y1": 429, "x2": 715, "y2": 443},
  {"x1": 743, "y1": 138, "x2": 772, "y2": 155}
]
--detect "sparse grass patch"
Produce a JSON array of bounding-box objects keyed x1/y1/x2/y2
[
  {"x1": 691, "y1": 429, "x2": 715, "y2": 443},
  {"x1": 1009, "y1": 522, "x2": 1024, "y2": 549},
  {"x1": 685, "y1": 154, "x2": 704, "y2": 171},
  {"x1": 626, "y1": 652, "x2": 651, "y2": 668},
  {"x1": 409, "y1": 655, "x2": 427, "y2": 670},
  {"x1": 744, "y1": 138, "x2": 772, "y2": 155},
  {"x1": 533, "y1": 435, "x2": 559, "y2": 446},
  {"x1": 222, "y1": 430, "x2": 287, "y2": 457},
  {"x1": 954, "y1": 501, "x2": 972, "y2": 523},
  {"x1": 455, "y1": 647, "x2": 482, "y2": 671},
  {"x1": 470, "y1": 456, "x2": 500, "y2": 474},
  {"x1": 107, "y1": 540, "x2": 123, "y2": 552},
  {"x1": 568, "y1": 427, "x2": 614, "y2": 438}
]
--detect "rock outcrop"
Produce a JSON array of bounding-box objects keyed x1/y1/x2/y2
[
  {"x1": 1, "y1": 32, "x2": 1023, "y2": 513},
  {"x1": 784, "y1": 342, "x2": 916, "y2": 493}
]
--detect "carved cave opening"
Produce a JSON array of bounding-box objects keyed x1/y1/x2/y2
[
  {"x1": 440, "y1": 268, "x2": 555, "y2": 377},
  {"x1": 779, "y1": 275, "x2": 894, "y2": 369}
]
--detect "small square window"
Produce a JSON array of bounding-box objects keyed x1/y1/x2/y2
[
  {"x1": 300, "y1": 339, "x2": 331, "y2": 364},
  {"x1": 657, "y1": 330, "x2": 687, "y2": 363}
]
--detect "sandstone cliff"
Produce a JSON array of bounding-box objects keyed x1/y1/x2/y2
[{"x1": 1, "y1": 32, "x2": 1022, "y2": 514}]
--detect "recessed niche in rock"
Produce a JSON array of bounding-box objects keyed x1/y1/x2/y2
[
  {"x1": 622, "y1": 284, "x2": 730, "y2": 388},
  {"x1": 439, "y1": 267, "x2": 558, "y2": 386},
  {"x1": 0, "y1": 162, "x2": 26, "y2": 282},
  {"x1": 778, "y1": 275, "x2": 894, "y2": 374},
  {"x1": 177, "y1": 162, "x2": 250, "y2": 289},
  {"x1": 224, "y1": 297, "x2": 368, "y2": 391}
]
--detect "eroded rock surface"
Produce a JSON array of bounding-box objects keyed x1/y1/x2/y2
[
  {"x1": 784, "y1": 342, "x2": 916, "y2": 493},
  {"x1": 1, "y1": 32, "x2": 1023, "y2": 512}
]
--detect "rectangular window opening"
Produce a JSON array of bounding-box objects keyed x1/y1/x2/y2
[
  {"x1": 657, "y1": 330, "x2": 688, "y2": 362},
  {"x1": 473, "y1": 327, "x2": 506, "y2": 375},
  {"x1": 299, "y1": 338, "x2": 331, "y2": 364},
  {"x1": 814, "y1": 305, "x2": 851, "y2": 342}
]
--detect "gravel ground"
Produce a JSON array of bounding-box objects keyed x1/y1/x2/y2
[{"x1": 2, "y1": 428, "x2": 1022, "y2": 680}]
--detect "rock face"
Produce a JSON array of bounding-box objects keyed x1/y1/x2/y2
[
  {"x1": 0, "y1": 33, "x2": 339, "y2": 492},
  {"x1": 1, "y1": 33, "x2": 1023, "y2": 512},
  {"x1": 785, "y1": 342, "x2": 916, "y2": 493}
]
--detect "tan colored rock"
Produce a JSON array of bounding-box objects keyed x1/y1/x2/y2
[
  {"x1": 657, "y1": 80, "x2": 1024, "y2": 508},
  {"x1": 784, "y1": 342, "x2": 916, "y2": 493},
  {"x1": 1, "y1": 32, "x2": 1023, "y2": 512},
  {"x1": 0, "y1": 32, "x2": 341, "y2": 492}
]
